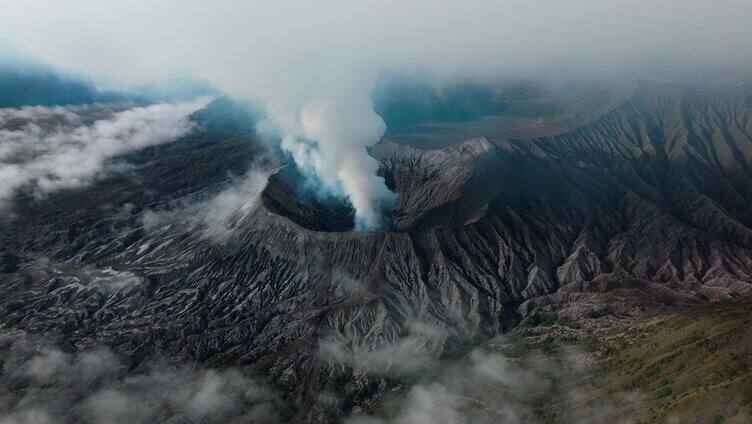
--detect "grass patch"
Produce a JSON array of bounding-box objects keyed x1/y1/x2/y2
[
  {"x1": 741, "y1": 388, "x2": 752, "y2": 406},
  {"x1": 525, "y1": 311, "x2": 577, "y2": 328},
  {"x1": 588, "y1": 304, "x2": 614, "y2": 319}
]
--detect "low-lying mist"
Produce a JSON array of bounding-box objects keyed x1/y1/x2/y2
[
  {"x1": 0, "y1": 331, "x2": 278, "y2": 424},
  {"x1": 316, "y1": 319, "x2": 640, "y2": 423},
  {"x1": 0, "y1": 99, "x2": 209, "y2": 210}
]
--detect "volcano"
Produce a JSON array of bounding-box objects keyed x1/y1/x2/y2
[{"x1": 3, "y1": 80, "x2": 752, "y2": 422}]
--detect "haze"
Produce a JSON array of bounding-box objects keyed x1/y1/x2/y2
[{"x1": 1, "y1": 0, "x2": 750, "y2": 227}]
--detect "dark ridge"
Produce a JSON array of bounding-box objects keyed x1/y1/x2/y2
[
  {"x1": 0, "y1": 65, "x2": 125, "y2": 107},
  {"x1": 0, "y1": 59, "x2": 216, "y2": 108}
]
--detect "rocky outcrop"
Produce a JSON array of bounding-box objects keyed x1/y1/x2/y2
[{"x1": 372, "y1": 137, "x2": 503, "y2": 232}]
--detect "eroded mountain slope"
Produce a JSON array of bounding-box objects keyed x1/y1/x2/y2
[{"x1": 2, "y1": 82, "x2": 752, "y2": 422}]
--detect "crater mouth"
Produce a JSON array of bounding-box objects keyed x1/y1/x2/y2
[
  {"x1": 260, "y1": 164, "x2": 396, "y2": 233},
  {"x1": 260, "y1": 135, "x2": 505, "y2": 234}
]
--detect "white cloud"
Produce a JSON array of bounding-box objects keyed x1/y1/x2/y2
[
  {"x1": 0, "y1": 409, "x2": 53, "y2": 424},
  {"x1": 24, "y1": 347, "x2": 68, "y2": 383},
  {"x1": 0, "y1": 98, "x2": 209, "y2": 208},
  {"x1": 0, "y1": 333, "x2": 278, "y2": 424}
]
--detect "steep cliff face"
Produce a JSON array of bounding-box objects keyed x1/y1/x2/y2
[{"x1": 2, "y1": 82, "x2": 752, "y2": 421}]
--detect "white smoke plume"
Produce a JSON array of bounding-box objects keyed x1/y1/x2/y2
[
  {"x1": 294, "y1": 73, "x2": 395, "y2": 229},
  {"x1": 2, "y1": 0, "x2": 749, "y2": 228},
  {"x1": 0, "y1": 98, "x2": 209, "y2": 208}
]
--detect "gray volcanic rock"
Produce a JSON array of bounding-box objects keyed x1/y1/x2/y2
[
  {"x1": 372, "y1": 137, "x2": 503, "y2": 232},
  {"x1": 2, "y1": 82, "x2": 752, "y2": 422},
  {"x1": 0, "y1": 253, "x2": 19, "y2": 273}
]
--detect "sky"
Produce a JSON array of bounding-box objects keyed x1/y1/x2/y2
[{"x1": 0, "y1": 0, "x2": 750, "y2": 228}]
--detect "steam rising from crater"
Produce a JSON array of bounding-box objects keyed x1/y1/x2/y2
[
  {"x1": 294, "y1": 73, "x2": 395, "y2": 229},
  {"x1": 1, "y1": 0, "x2": 750, "y2": 228}
]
